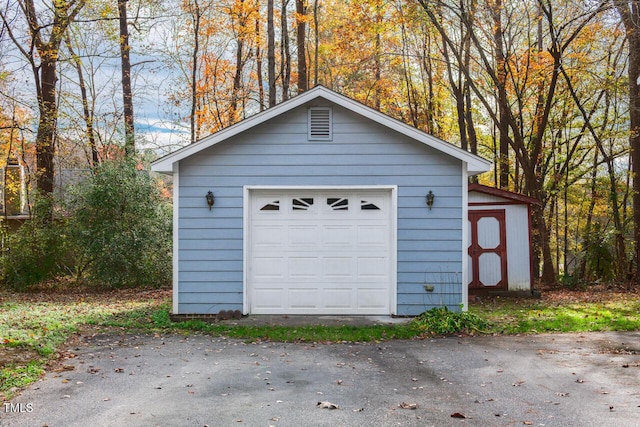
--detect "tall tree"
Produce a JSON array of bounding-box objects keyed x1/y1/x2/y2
[
  {"x1": 281, "y1": 0, "x2": 291, "y2": 100},
  {"x1": 418, "y1": 0, "x2": 609, "y2": 283},
  {"x1": 0, "y1": 0, "x2": 86, "y2": 200},
  {"x1": 490, "y1": 0, "x2": 510, "y2": 188},
  {"x1": 189, "y1": 0, "x2": 202, "y2": 144},
  {"x1": 312, "y1": 0, "x2": 319, "y2": 86},
  {"x1": 118, "y1": 0, "x2": 135, "y2": 156},
  {"x1": 230, "y1": 0, "x2": 247, "y2": 120},
  {"x1": 296, "y1": 0, "x2": 308, "y2": 92},
  {"x1": 255, "y1": 12, "x2": 265, "y2": 110},
  {"x1": 64, "y1": 33, "x2": 99, "y2": 166},
  {"x1": 615, "y1": 0, "x2": 640, "y2": 281},
  {"x1": 267, "y1": 0, "x2": 276, "y2": 106}
]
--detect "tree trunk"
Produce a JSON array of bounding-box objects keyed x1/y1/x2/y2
[
  {"x1": 118, "y1": 0, "x2": 135, "y2": 156},
  {"x1": 281, "y1": 0, "x2": 291, "y2": 100},
  {"x1": 267, "y1": 0, "x2": 276, "y2": 107},
  {"x1": 578, "y1": 147, "x2": 599, "y2": 279},
  {"x1": 230, "y1": 0, "x2": 245, "y2": 122},
  {"x1": 491, "y1": 0, "x2": 509, "y2": 189},
  {"x1": 373, "y1": 2, "x2": 382, "y2": 110},
  {"x1": 190, "y1": 0, "x2": 201, "y2": 144},
  {"x1": 256, "y1": 17, "x2": 265, "y2": 111},
  {"x1": 313, "y1": 0, "x2": 319, "y2": 86},
  {"x1": 296, "y1": 0, "x2": 308, "y2": 92},
  {"x1": 463, "y1": 2, "x2": 477, "y2": 157},
  {"x1": 15, "y1": 0, "x2": 86, "y2": 203},
  {"x1": 615, "y1": 1, "x2": 640, "y2": 281},
  {"x1": 65, "y1": 34, "x2": 99, "y2": 166},
  {"x1": 35, "y1": 58, "x2": 57, "y2": 196}
]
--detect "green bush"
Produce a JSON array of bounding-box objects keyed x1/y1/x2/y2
[
  {"x1": 66, "y1": 158, "x2": 172, "y2": 289},
  {"x1": 0, "y1": 195, "x2": 70, "y2": 290},
  {"x1": 412, "y1": 306, "x2": 489, "y2": 335}
]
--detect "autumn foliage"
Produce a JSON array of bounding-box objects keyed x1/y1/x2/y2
[{"x1": 0, "y1": 0, "x2": 638, "y2": 286}]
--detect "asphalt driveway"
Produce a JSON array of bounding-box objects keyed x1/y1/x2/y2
[{"x1": 1, "y1": 330, "x2": 639, "y2": 427}]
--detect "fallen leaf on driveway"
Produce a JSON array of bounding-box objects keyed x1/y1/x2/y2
[
  {"x1": 450, "y1": 412, "x2": 467, "y2": 419},
  {"x1": 317, "y1": 401, "x2": 339, "y2": 409},
  {"x1": 398, "y1": 402, "x2": 418, "y2": 410}
]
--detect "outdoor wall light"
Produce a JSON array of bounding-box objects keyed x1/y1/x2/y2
[
  {"x1": 206, "y1": 191, "x2": 215, "y2": 210},
  {"x1": 426, "y1": 190, "x2": 435, "y2": 210}
]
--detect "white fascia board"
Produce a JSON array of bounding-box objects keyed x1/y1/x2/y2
[
  {"x1": 317, "y1": 89, "x2": 492, "y2": 175},
  {"x1": 245, "y1": 184, "x2": 398, "y2": 190},
  {"x1": 151, "y1": 88, "x2": 329, "y2": 173},
  {"x1": 151, "y1": 86, "x2": 492, "y2": 175}
]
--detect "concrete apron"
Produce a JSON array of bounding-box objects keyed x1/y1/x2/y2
[
  {"x1": 224, "y1": 315, "x2": 413, "y2": 327},
  {"x1": 170, "y1": 312, "x2": 413, "y2": 327}
]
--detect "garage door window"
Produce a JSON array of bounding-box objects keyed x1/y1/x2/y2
[
  {"x1": 327, "y1": 197, "x2": 349, "y2": 210},
  {"x1": 292, "y1": 198, "x2": 314, "y2": 210},
  {"x1": 361, "y1": 200, "x2": 381, "y2": 210},
  {"x1": 260, "y1": 201, "x2": 280, "y2": 211}
]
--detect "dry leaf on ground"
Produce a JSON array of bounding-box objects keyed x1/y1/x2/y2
[{"x1": 398, "y1": 402, "x2": 418, "y2": 409}]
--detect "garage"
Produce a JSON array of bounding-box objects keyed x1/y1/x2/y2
[
  {"x1": 246, "y1": 187, "x2": 396, "y2": 315},
  {"x1": 152, "y1": 86, "x2": 492, "y2": 316}
]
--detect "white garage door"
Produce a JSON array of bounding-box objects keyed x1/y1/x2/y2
[{"x1": 247, "y1": 188, "x2": 395, "y2": 315}]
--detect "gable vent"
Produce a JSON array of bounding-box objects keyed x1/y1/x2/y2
[{"x1": 308, "y1": 107, "x2": 332, "y2": 140}]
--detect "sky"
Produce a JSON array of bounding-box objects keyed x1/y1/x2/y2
[{"x1": 0, "y1": 1, "x2": 192, "y2": 158}]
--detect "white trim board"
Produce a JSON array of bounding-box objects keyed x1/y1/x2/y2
[
  {"x1": 172, "y1": 162, "x2": 180, "y2": 314},
  {"x1": 152, "y1": 86, "x2": 491, "y2": 175}
]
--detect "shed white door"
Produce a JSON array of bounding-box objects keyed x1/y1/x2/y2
[{"x1": 248, "y1": 189, "x2": 394, "y2": 314}]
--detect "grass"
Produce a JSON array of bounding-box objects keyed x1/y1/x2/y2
[
  {"x1": 95, "y1": 301, "x2": 423, "y2": 342},
  {"x1": 1, "y1": 287, "x2": 640, "y2": 400},
  {"x1": 0, "y1": 289, "x2": 170, "y2": 400},
  {"x1": 470, "y1": 292, "x2": 640, "y2": 334}
]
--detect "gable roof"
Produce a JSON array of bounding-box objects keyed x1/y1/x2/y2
[
  {"x1": 151, "y1": 85, "x2": 492, "y2": 174},
  {"x1": 468, "y1": 183, "x2": 540, "y2": 205}
]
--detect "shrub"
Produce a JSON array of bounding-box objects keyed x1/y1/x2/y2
[
  {"x1": 412, "y1": 306, "x2": 489, "y2": 335},
  {"x1": 66, "y1": 158, "x2": 172, "y2": 288},
  {"x1": 0, "y1": 195, "x2": 70, "y2": 290}
]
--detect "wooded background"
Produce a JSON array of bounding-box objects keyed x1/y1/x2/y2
[{"x1": 1, "y1": 0, "x2": 639, "y2": 286}]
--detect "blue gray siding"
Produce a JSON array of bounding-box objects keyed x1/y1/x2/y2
[{"x1": 177, "y1": 102, "x2": 463, "y2": 315}]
